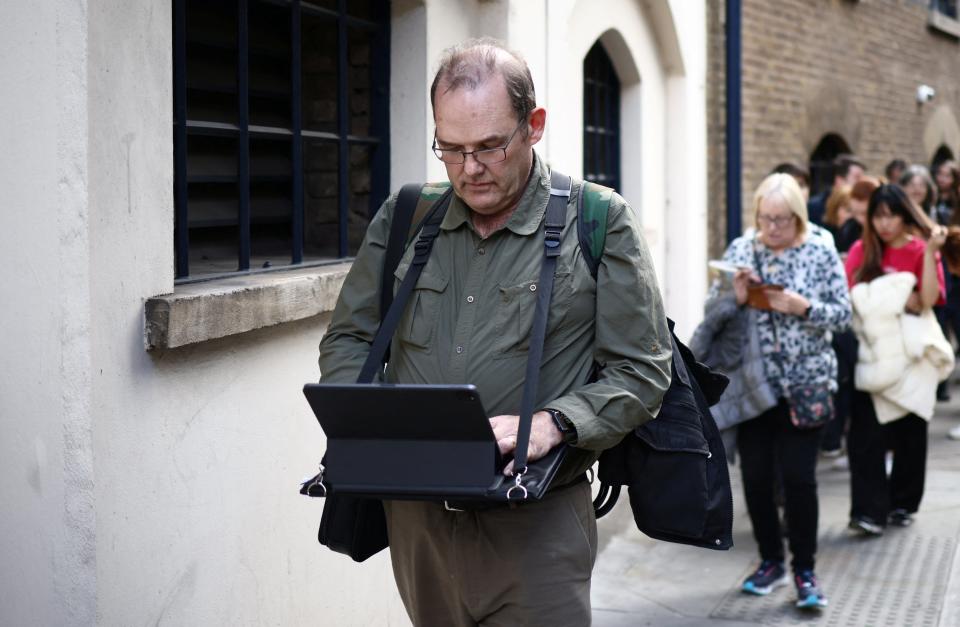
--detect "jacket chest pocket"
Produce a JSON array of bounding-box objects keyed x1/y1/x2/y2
[
  {"x1": 393, "y1": 266, "x2": 448, "y2": 351},
  {"x1": 493, "y1": 272, "x2": 572, "y2": 358}
]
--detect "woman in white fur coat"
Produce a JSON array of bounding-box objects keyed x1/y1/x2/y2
[{"x1": 844, "y1": 184, "x2": 949, "y2": 535}]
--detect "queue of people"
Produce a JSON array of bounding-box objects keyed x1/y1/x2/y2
[{"x1": 694, "y1": 154, "x2": 960, "y2": 610}]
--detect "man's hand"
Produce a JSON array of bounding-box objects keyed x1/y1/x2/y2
[
  {"x1": 490, "y1": 411, "x2": 564, "y2": 476},
  {"x1": 766, "y1": 288, "x2": 810, "y2": 317}
]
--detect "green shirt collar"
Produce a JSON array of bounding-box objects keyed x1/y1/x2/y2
[{"x1": 440, "y1": 151, "x2": 551, "y2": 237}]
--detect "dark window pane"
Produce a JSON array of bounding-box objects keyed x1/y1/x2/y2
[
  {"x1": 302, "y1": 14, "x2": 338, "y2": 133},
  {"x1": 303, "y1": 139, "x2": 340, "y2": 259},
  {"x1": 250, "y1": 137, "x2": 293, "y2": 265},
  {"x1": 184, "y1": 1, "x2": 238, "y2": 125},
  {"x1": 187, "y1": 135, "x2": 237, "y2": 179},
  {"x1": 249, "y1": 2, "x2": 291, "y2": 128},
  {"x1": 348, "y1": 144, "x2": 374, "y2": 253},
  {"x1": 348, "y1": 27, "x2": 373, "y2": 136},
  {"x1": 348, "y1": 0, "x2": 374, "y2": 20}
]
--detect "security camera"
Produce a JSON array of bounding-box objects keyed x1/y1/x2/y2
[{"x1": 917, "y1": 85, "x2": 936, "y2": 103}]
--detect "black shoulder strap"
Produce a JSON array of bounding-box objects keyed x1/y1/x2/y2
[
  {"x1": 510, "y1": 170, "x2": 571, "y2": 487},
  {"x1": 359, "y1": 192, "x2": 453, "y2": 383},
  {"x1": 381, "y1": 183, "x2": 424, "y2": 319}
]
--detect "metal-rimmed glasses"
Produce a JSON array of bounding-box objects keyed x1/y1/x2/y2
[
  {"x1": 432, "y1": 119, "x2": 526, "y2": 165},
  {"x1": 757, "y1": 214, "x2": 796, "y2": 229}
]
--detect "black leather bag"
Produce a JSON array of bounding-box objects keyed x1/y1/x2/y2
[{"x1": 318, "y1": 494, "x2": 388, "y2": 563}]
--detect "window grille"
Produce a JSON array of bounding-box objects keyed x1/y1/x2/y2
[
  {"x1": 583, "y1": 41, "x2": 621, "y2": 192},
  {"x1": 173, "y1": 0, "x2": 390, "y2": 281}
]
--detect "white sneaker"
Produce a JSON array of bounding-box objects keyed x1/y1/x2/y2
[{"x1": 949, "y1": 425, "x2": 960, "y2": 441}]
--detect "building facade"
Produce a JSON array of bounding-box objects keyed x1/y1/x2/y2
[
  {"x1": 708, "y1": 0, "x2": 960, "y2": 257},
  {"x1": 0, "y1": 1, "x2": 707, "y2": 624}
]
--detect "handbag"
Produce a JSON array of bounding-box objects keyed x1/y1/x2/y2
[
  {"x1": 751, "y1": 239, "x2": 833, "y2": 430},
  {"x1": 302, "y1": 172, "x2": 575, "y2": 561}
]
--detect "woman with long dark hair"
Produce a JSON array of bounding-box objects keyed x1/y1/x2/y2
[{"x1": 845, "y1": 184, "x2": 950, "y2": 534}]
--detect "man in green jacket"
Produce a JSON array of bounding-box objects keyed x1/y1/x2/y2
[{"x1": 318, "y1": 38, "x2": 671, "y2": 626}]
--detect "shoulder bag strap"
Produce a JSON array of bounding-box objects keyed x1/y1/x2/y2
[
  {"x1": 358, "y1": 191, "x2": 453, "y2": 383},
  {"x1": 510, "y1": 170, "x2": 571, "y2": 489},
  {"x1": 381, "y1": 183, "x2": 427, "y2": 319}
]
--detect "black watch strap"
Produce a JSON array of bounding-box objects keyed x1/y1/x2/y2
[{"x1": 544, "y1": 408, "x2": 577, "y2": 443}]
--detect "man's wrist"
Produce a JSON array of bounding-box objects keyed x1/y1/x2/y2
[{"x1": 543, "y1": 408, "x2": 578, "y2": 444}]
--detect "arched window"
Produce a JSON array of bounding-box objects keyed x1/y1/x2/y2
[
  {"x1": 583, "y1": 41, "x2": 621, "y2": 191},
  {"x1": 932, "y1": 144, "x2": 955, "y2": 174},
  {"x1": 809, "y1": 133, "x2": 852, "y2": 197}
]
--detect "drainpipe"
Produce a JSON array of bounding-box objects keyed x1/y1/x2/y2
[{"x1": 725, "y1": 0, "x2": 742, "y2": 243}]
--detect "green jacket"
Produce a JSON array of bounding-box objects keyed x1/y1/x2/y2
[{"x1": 318, "y1": 152, "x2": 672, "y2": 485}]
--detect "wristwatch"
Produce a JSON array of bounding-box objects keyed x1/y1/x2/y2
[{"x1": 543, "y1": 408, "x2": 577, "y2": 444}]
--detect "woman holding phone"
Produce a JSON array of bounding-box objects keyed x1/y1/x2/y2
[{"x1": 716, "y1": 173, "x2": 851, "y2": 609}]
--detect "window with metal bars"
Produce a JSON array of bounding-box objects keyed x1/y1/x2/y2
[
  {"x1": 582, "y1": 41, "x2": 621, "y2": 192},
  {"x1": 172, "y1": 0, "x2": 390, "y2": 282}
]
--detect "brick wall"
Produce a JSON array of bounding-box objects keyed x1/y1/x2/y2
[{"x1": 708, "y1": 0, "x2": 960, "y2": 258}]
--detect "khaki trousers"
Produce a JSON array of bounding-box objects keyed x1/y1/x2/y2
[{"x1": 383, "y1": 481, "x2": 598, "y2": 627}]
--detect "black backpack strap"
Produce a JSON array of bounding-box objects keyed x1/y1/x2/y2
[
  {"x1": 358, "y1": 192, "x2": 453, "y2": 383},
  {"x1": 381, "y1": 183, "x2": 424, "y2": 319},
  {"x1": 509, "y1": 170, "x2": 571, "y2": 494}
]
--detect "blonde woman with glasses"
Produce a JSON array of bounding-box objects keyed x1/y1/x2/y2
[{"x1": 712, "y1": 173, "x2": 851, "y2": 609}]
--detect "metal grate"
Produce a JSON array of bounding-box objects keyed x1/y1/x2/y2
[{"x1": 710, "y1": 525, "x2": 955, "y2": 626}]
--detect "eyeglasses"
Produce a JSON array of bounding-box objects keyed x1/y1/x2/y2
[
  {"x1": 432, "y1": 120, "x2": 525, "y2": 165},
  {"x1": 757, "y1": 214, "x2": 795, "y2": 229}
]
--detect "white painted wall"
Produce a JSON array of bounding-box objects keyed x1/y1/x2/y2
[
  {"x1": 1, "y1": 1, "x2": 707, "y2": 624},
  {"x1": 0, "y1": 2, "x2": 95, "y2": 625}
]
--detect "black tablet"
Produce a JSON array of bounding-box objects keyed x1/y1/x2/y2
[{"x1": 303, "y1": 383, "x2": 506, "y2": 498}]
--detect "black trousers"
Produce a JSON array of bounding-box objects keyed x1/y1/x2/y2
[
  {"x1": 738, "y1": 400, "x2": 823, "y2": 572},
  {"x1": 848, "y1": 390, "x2": 928, "y2": 523}
]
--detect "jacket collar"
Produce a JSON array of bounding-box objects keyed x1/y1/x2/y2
[{"x1": 440, "y1": 151, "x2": 551, "y2": 236}]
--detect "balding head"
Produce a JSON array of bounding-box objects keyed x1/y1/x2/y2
[{"x1": 430, "y1": 38, "x2": 536, "y2": 125}]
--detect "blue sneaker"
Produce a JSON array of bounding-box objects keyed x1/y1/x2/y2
[
  {"x1": 794, "y1": 570, "x2": 828, "y2": 609},
  {"x1": 742, "y1": 560, "x2": 788, "y2": 595}
]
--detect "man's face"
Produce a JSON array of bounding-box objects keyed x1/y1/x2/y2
[{"x1": 433, "y1": 77, "x2": 544, "y2": 216}]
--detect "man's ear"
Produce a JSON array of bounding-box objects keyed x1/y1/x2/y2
[{"x1": 526, "y1": 107, "x2": 546, "y2": 145}]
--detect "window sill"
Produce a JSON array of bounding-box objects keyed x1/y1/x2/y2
[
  {"x1": 144, "y1": 262, "x2": 352, "y2": 350},
  {"x1": 929, "y1": 10, "x2": 960, "y2": 38}
]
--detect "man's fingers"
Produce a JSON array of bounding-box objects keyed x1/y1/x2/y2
[
  {"x1": 496, "y1": 433, "x2": 517, "y2": 456},
  {"x1": 489, "y1": 414, "x2": 519, "y2": 441}
]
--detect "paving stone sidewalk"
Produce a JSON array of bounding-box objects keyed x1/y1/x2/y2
[{"x1": 591, "y1": 394, "x2": 960, "y2": 626}]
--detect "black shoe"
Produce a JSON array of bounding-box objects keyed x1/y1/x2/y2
[
  {"x1": 888, "y1": 509, "x2": 913, "y2": 527},
  {"x1": 848, "y1": 516, "x2": 884, "y2": 536}
]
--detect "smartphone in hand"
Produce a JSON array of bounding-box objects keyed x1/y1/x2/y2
[{"x1": 746, "y1": 284, "x2": 784, "y2": 310}]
